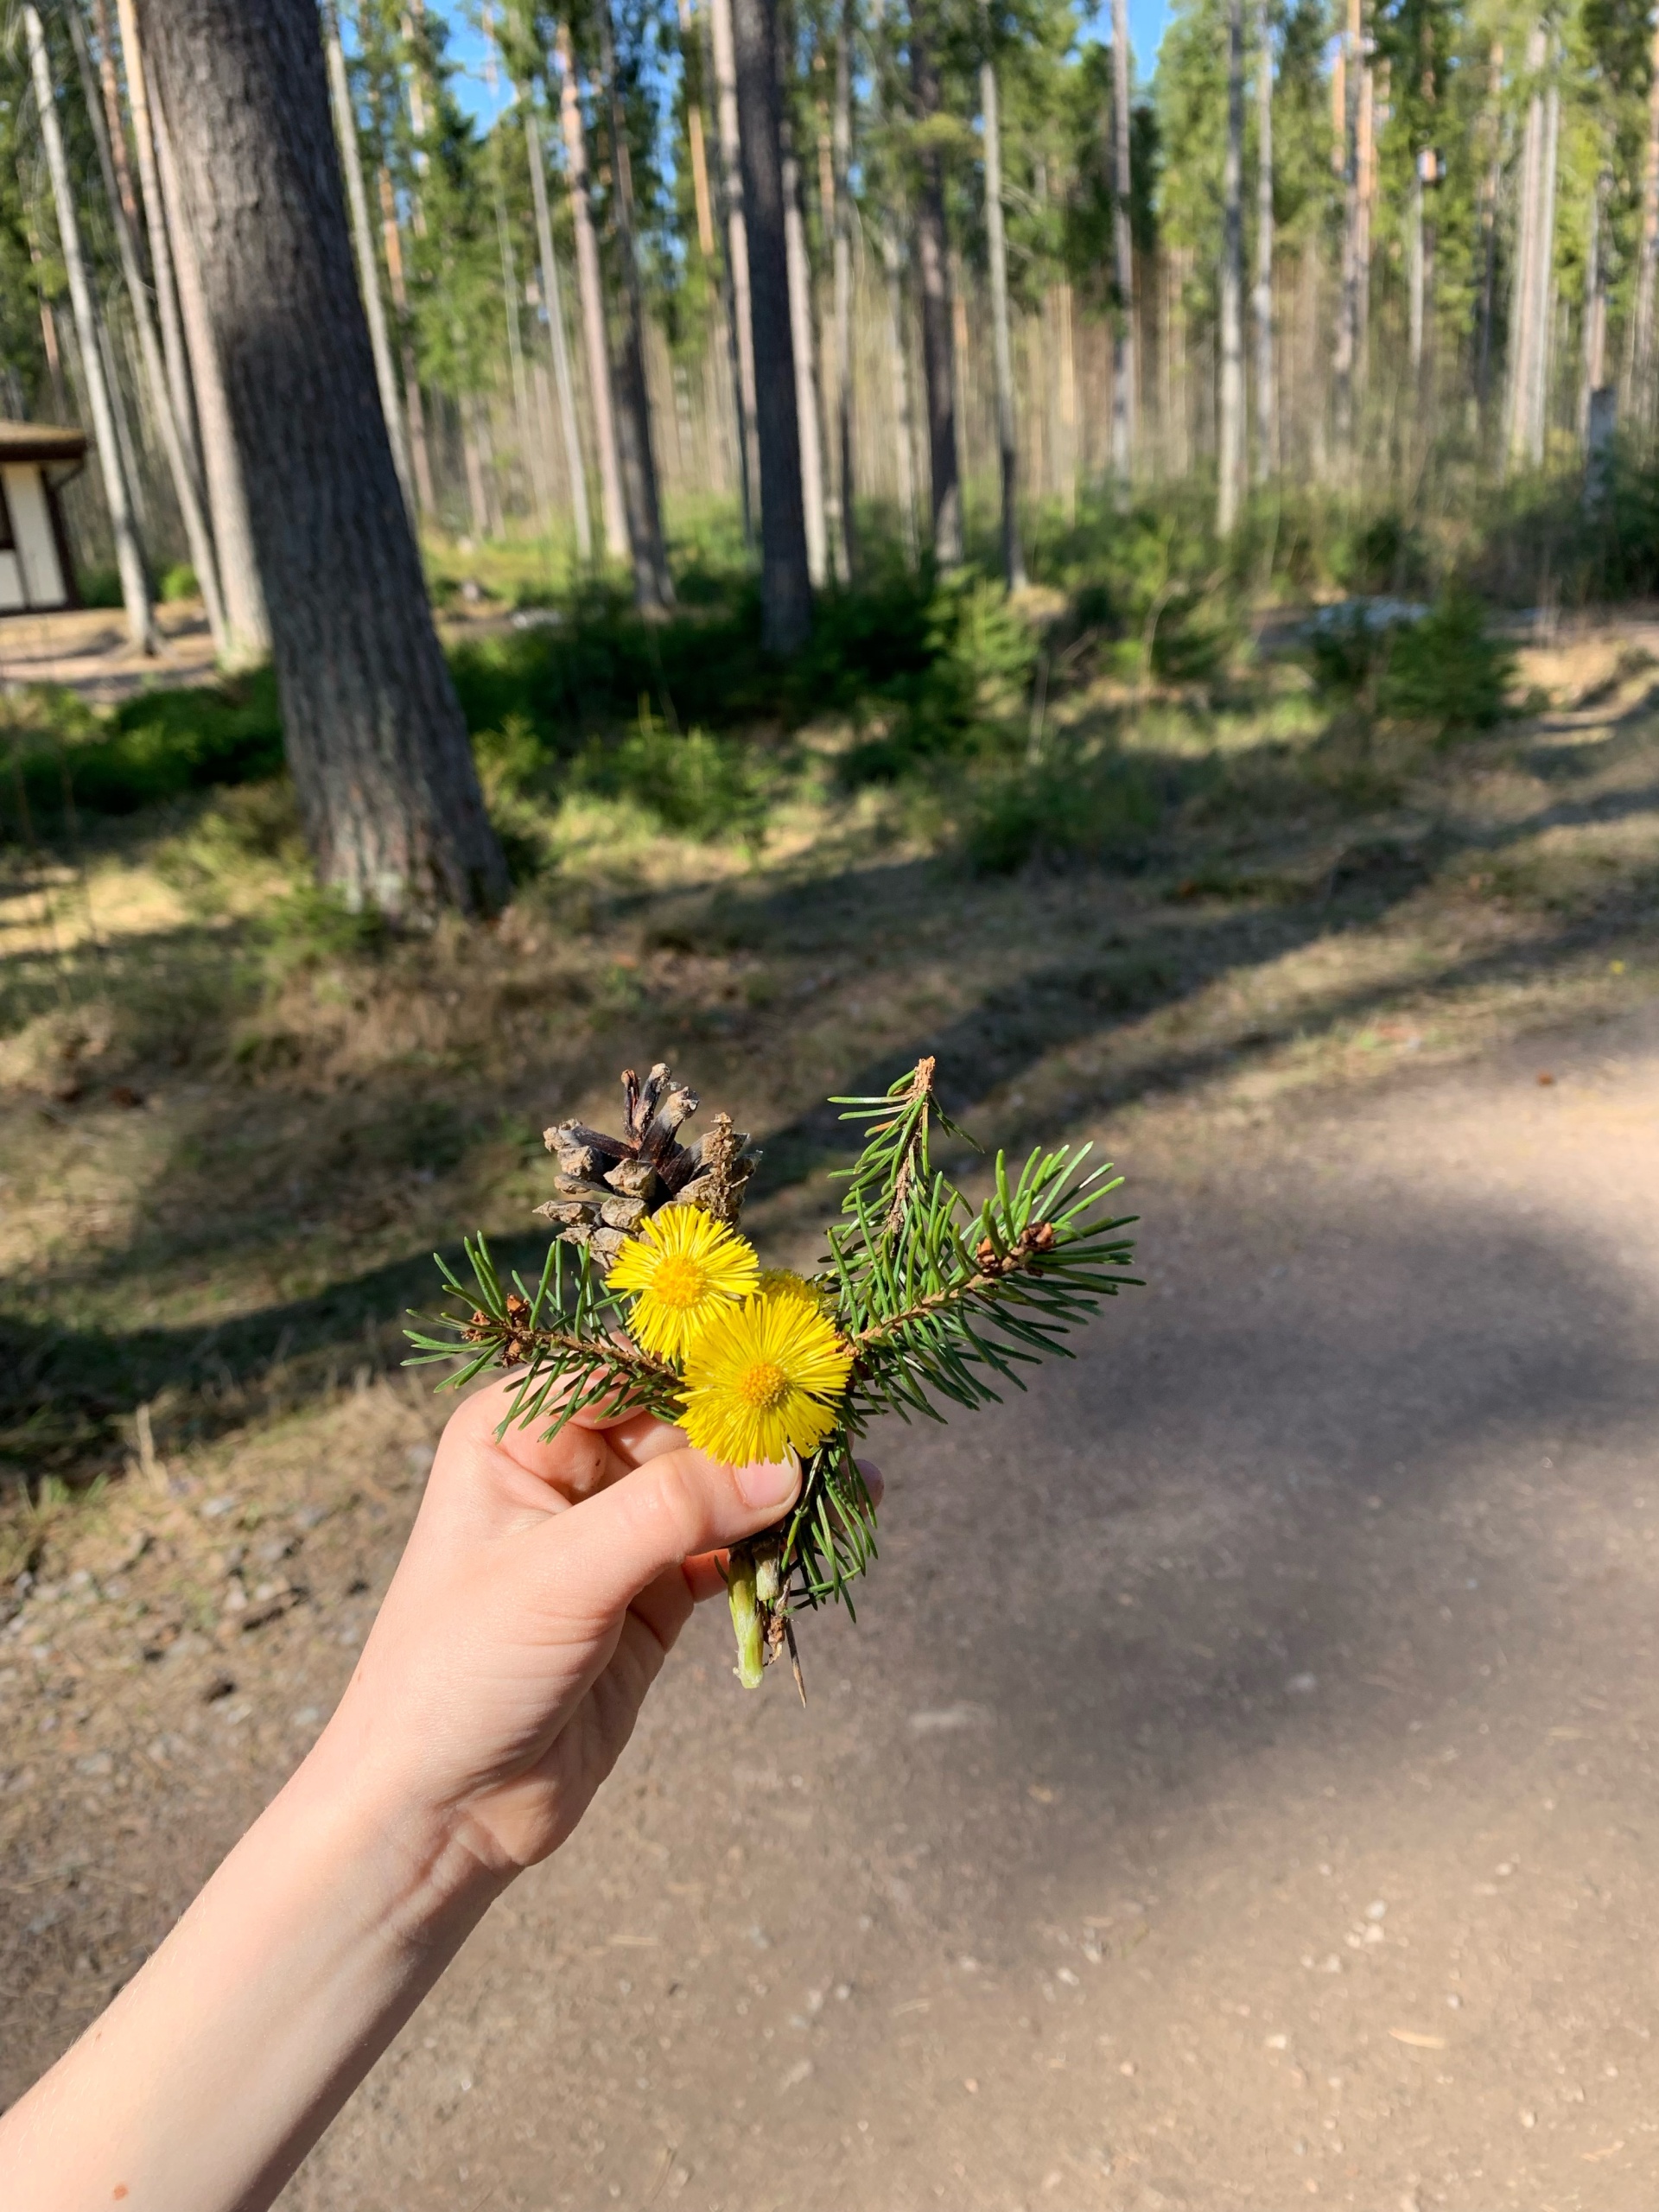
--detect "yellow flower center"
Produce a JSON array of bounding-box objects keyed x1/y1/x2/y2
[
  {"x1": 652, "y1": 1253, "x2": 710, "y2": 1311},
  {"x1": 734, "y1": 1359, "x2": 791, "y2": 1412}
]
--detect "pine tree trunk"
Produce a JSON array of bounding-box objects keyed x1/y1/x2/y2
[
  {"x1": 730, "y1": 0, "x2": 811, "y2": 651},
  {"x1": 68, "y1": 0, "x2": 228, "y2": 651},
  {"x1": 1252, "y1": 0, "x2": 1275, "y2": 482},
  {"x1": 461, "y1": 392, "x2": 491, "y2": 539},
  {"x1": 830, "y1": 0, "x2": 855, "y2": 581},
  {"x1": 781, "y1": 110, "x2": 828, "y2": 588},
  {"x1": 709, "y1": 0, "x2": 760, "y2": 540},
  {"x1": 378, "y1": 166, "x2": 435, "y2": 518},
  {"x1": 1215, "y1": 0, "x2": 1244, "y2": 533},
  {"x1": 115, "y1": 0, "x2": 202, "y2": 499},
  {"x1": 1529, "y1": 60, "x2": 1560, "y2": 466},
  {"x1": 556, "y1": 28, "x2": 630, "y2": 565},
  {"x1": 910, "y1": 9, "x2": 961, "y2": 565},
  {"x1": 524, "y1": 98, "x2": 592, "y2": 562},
  {"x1": 325, "y1": 5, "x2": 412, "y2": 521},
  {"x1": 151, "y1": 89, "x2": 270, "y2": 663},
  {"x1": 143, "y1": 0, "x2": 507, "y2": 918},
  {"x1": 1332, "y1": 0, "x2": 1360, "y2": 460},
  {"x1": 677, "y1": 0, "x2": 717, "y2": 257},
  {"x1": 1580, "y1": 167, "x2": 1609, "y2": 442},
  {"x1": 1635, "y1": 14, "x2": 1659, "y2": 420},
  {"x1": 980, "y1": 48, "x2": 1023, "y2": 589},
  {"x1": 595, "y1": 0, "x2": 674, "y2": 608},
  {"x1": 1507, "y1": 25, "x2": 1547, "y2": 470},
  {"x1": 24, "y1": 3, "x2": 155, "y2": 652},
  {"x1": 1109, "y1": 0, "x2": 1135, "y2": 485}
]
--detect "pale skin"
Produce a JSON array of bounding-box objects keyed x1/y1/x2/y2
[{"x1": 0, "y1": 1379, "x2": 880, "y2": 2212}]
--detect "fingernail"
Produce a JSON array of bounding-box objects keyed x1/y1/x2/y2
[{"x1": 736, "y1": 1457, "x2": 798, "y2": 1509}]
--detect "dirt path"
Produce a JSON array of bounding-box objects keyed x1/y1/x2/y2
[{"x1": 8, "y1": 996, "x2": 1659, "y2": 2207}]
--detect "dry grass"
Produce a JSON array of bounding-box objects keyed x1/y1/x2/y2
[{"x1": 3, "y1": 613, "x2": 1659, "y2": 1496}]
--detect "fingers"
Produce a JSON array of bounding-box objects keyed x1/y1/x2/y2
[
  {"x1": 531, "y1": 1443, "x2": 801, "y2": 1626},
  {"x1": 680, "y1": 1460, "x2": 884, "y2": 1606}
]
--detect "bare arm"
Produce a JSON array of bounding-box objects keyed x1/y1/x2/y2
[{"x1": 0, "y1": 1383, "x2": 819, "y2": 2212}]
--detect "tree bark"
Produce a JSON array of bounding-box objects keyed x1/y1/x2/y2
[
  {"x1": 143, "y1": 0, "x2": 507, "y2": 918},
  {"x1": 910, "y1": 7, "x2": 960, "y2": 565},
  {"x1": 1251, "y1": 0, "x2": 1275, "y2": 482},
  {"x1": 115, "y1": 0, "x2": 201, "y2": 493},
  {"x1": 24, "y1": 2, "x2": 156, "y2": 652},
  {"x1": 709, "y1": 0, "x2": 759, "y2": 540},
  {"x1": 67, "y1": 0, "x2": 228, "y2": 652},
  {"x1": 324, "y1": 7, "x2": 413, "y2": 523},
  {"x1": 1580, "y1": 165, "x2": 1609, "y2": 442},
  {"x1": 677, "y1": 0, "x2": 717, "y2": 258},
  {"x1": 378, "y1": 166, "x2": 435, "y2": 518},
  {"x1": 1332, "y1": 0, "x2": 1360, "y2": 460},
  {"x1": 595, "y1": 0, "x2": 674, "y2": 608},
  {"x1": 781, "y1": 101, "x2": 828, "y2": 588},
  {"x1": 524, "y1": 96, "x2": 591, "y2": 561},
  {"x1": 1216, "y1": 0, "x2": 1244, "y2": 533},
  {"x1": 1109, "y1": 0, "x2": 1135, "y2": 485},
  {"x1": 151, "y1": 88, "x2": 270, "y2": 663},
  {"x1": 830, "y1": 0, "x2": 855, "y2": 580},
  {"x1": 1635, "y1": 13, "x2": 1659, "y2": 418},
  {"x1": 1507, "y1": 23, "x2": 1548, "y2": 470},
  {"x1": 730, "y1": 0, "x2": 811, "y2": 651},
  {"x1": 980, "y1": 46, "x2": 1023, "y2": 589},
  {"x1": 555, "y1": 30, "x2": 628, "y2": 568}
]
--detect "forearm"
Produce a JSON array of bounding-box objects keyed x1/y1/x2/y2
[{"x1": 0, "y1": 1731, "x2": 506, "y2": 2212}]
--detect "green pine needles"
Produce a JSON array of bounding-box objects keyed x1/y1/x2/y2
[{"x1": 408, "y1": 1058, "x2": 1141, "y2": 1691}]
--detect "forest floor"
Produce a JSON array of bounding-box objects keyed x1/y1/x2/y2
[{"x1": 6, "y1": 608, "x2": 1659, "y2": 2204}]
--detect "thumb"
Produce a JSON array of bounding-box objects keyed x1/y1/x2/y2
[{"x1": 528, "y1": 1443, "x2": 802, "y2": 1626}]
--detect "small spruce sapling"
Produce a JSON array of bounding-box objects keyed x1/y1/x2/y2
[{"x1": 409, "y1": 1058, "x2": 1140, "y2": 1689}]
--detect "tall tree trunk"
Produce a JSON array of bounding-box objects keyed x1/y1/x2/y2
[
  {"x1": 868, "y1": 0, "x2": 917, "y2": 563},
  {"x1": 1529, "y1": 59, "x2": 1560, "y2": 467},
  {"x1": 781, "y1": 102, "x2": 828, "y2": 588},
  {"x1": 677, "y1": 0, "x2": 717, "y2": 258},
  {"x1": 910, "y1": 8, "x2": 960, "y2": 565},
  {"x1": 596, "y1": 0, "x2": 674, "y2": 608},
  {"x1": 730, "y1": 0, "x2": 811, "y2": 650},
  {"x1": 1252, "y1": 0, "x2": 1275, "y2": 482},
  {"x1": 980, "y1": 45, "x2": 1023, "y2": 588},
  {"x1": 1408, "y1": 156, "x2": 1424, "y2": 378},
  {"x1": 1507, "y1": 24, "x2": 1547, "y2": 470},
  {"x1": 709, "y1": 0, "x2": 759, "y2": 541},
  {"x1": 23, "y1": 3, "x2": 155, "y2": 651},
  {"x1": 1216, "y1": 0, "x2": 1244, "y2": 533},
  {"x1": 1109, "y1": 0, "x2": 1135, "y2": 485},
  {"x1": 556, "y1": 27, "x2": 629, "y2": 564},
  {"x1": 829, "y1": 0, "x2": 855, "y2": 581},
  {"x1": 461, "y1": 391, "x2": 491, "y2": 539},
  {"x1": 1475, "y1": 41, "x2": 1502, "y2": 422},
  {"x1": 1580, "y1": 165, "x2": 1609, "y2": 442},
  {"x1": 524, "y1": 96, "x2": 591, "y2": 561},
  {"x1": 324, "y1": 4, "x2": 413, "y2": 520},
  {"x1": 1332, "y1": 0, "x2": 1360, "y2": 460},
  {"x1": 1635, "y1": 13, "x2": 1659, "y2": 420},
  {"x1": 378, "y1": 167, "x2": 435, "y2": 517},
  {"x1": 143, "y1": 0, "x2": 507, "y2": 918},
  {"x1": 67, "y1": 0, "x2": 228, "y2": 653},
  {"x1": 114, "y1": 0, "x2": 201, "y2": 495},
  {"x1": 151, "y1": 91, "x2": 270, "y2": 663},
  {"x1": 493, "y1": 144, "x2": 544, "y2": 534}
]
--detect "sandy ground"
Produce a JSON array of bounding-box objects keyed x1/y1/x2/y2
[{"x1": 7, "y1": 993, "x2": 1659, "y2": 2209}]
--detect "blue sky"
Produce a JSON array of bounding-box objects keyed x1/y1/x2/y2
[{"x1": 442, "y1": 0, "x2": 1174, "y2": 128}]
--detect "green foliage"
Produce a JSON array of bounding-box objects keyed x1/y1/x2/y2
[
  {"x1": 1378, "y1": 586, "x2": 1515, "y2": 735},
  {"x1": 411, "y1": 1059, "x2": 1139, "y2": 1684},
  {"x1": 0, "y1": 672, "x2": 285, "y2": 837},
  {"x1": 575, "y1": 706, "x2": 769, "y2": 842},
  {"x1": 158, "y1": 563, "x2": 199, "y2": 604},
  {"x1": 959, "y1": 751, "x2": 1160, "y2": 874},
  {"x1": 76, "y1": 565, "x2": 123, "y2": 609}
]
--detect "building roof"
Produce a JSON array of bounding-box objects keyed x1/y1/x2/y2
[{"x1": 0, "y1": 421, "x2": 87, "y2": 463}]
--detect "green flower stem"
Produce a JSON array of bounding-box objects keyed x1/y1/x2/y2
[{"x1": 728, "y1": 1552, "x2": 766, "y2": 1688}]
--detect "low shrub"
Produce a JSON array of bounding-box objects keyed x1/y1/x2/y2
[
  {"x1": 1377, "y1": 584, "x2": 1514, "y2": 734},
  {"x1": 958, "y1": 750, "x2": 1160, "y2": 874}
]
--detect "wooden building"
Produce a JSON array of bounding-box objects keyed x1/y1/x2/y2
[{"x1": 0, "y1": 422, "x2": 85, "y2": 613}]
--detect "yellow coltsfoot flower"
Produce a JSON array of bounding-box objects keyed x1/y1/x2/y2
[
  {"x1": 608, "y1": 1204, "x2": 760, "y2": 1362},
  {"x1": 679, "y1": 1290, "x2": 853, "y2": 1467}
]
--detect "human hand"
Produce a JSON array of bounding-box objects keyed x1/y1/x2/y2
[{"x1": 308, "y1": 1380, "x2": 876, "y2": 1886}]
